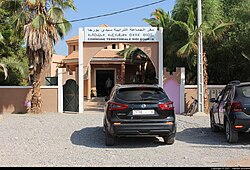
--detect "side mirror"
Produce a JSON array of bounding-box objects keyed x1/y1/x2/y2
[{"x1": 209, "y1": 98, "x2": 217, "y2": 103}]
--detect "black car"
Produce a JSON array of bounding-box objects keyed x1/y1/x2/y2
[
  {"x1": 103, "y1": 84, "x2": 176, "y2": 146},
  {"x1": 209, "y1": 80, "x2": 250, "y2": 143}
]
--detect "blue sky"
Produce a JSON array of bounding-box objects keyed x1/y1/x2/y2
[{"x1": 54, "y1": 0, "x2": 176, "y2": 56}]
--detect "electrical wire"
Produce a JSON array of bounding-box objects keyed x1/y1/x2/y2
[{"x1": 57, "y1": 0, "x2": 167, "y2": 24}]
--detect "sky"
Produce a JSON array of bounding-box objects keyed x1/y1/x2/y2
[{"x1": 54, "y1": 0, "x2": 176, "y2": 56}]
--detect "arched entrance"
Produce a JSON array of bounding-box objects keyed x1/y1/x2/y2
[
  {"x1": 63, "y1": 79, "x2": 79, "y2": 112},
  {"x1": 78, "y1": 27, "x2": 163, "y2": 113}
]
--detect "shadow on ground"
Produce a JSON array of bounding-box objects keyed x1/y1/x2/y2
[
  {"x1": 176, "y1": 127, "x2": 250, "y2": 149},
  {"x1": 70, "y1": 124, "x2": 250, "y2": 149},
  {"x1": 70, "y1": 126, "x2": 168, "y2": 149}
]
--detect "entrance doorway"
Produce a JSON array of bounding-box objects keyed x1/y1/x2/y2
[
  {"x1": 63, "y1": 79, "x2": 79, "y2": 112},
  {"x1": 96, "y1": 70, "x2": 114, "y2": 97}
]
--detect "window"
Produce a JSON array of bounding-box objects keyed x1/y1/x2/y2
[
  {"x1": 222, "y1": 87, "x2": 231, "y2": 101},
  {"x1": 117, "y1": 88, "x2": 168, "y2": 101},
  {"x1": 238, "y1": 85, "x2": 250, "y2": 98},
  {"x1": 112, "y1": 44, "x2": 116, "y2": 49},
  {"x1": 73, "y1": 45, "x2": 76, "y2": 51}
]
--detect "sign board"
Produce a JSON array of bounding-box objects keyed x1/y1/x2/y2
[{"x1": 84, "y1": 27, "x2": 158, "y2": 42}]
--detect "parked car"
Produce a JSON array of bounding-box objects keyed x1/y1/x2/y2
[
  {"x1": 103, "y1": 84, "x2": 176, "y2": 146},
  {"x1": 209, "y1": 80, "x2": 250, "y2": 143}
]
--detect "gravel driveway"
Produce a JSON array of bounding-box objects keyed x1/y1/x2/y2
[{"x1": 0, "y1": 111, "x2": 250, "y2": 167}]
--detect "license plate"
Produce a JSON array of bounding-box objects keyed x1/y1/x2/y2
[{"x1": 132, "y1": 110, "x2": 154, "y2": 115}]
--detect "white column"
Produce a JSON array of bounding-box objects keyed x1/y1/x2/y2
[
  {"x1": 157, "y1": 27, "x2": 164, "y2": 88},
  {"x1": 79, "y1": 28, "x2": 84, "y2": 113},
  {"x1": 180, "y1": 67, "x2": 185, "y2": 114},
  {"x1": 87, "y1": 64, "x2": 91, "y2": 100},
  {"x1": 58, "y1": 68, "x2": 63, "y2": 113},
  {"x1": 197, "y1": 0, "x2": 204, "y2": 112}
]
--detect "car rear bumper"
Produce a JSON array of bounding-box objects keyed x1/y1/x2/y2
[
  {"x1": 232, "y1": 112, "x2": 250, "y2": 132},
  {"x1": 110, "y1": 122, "x2": 176, "y2": 137}
]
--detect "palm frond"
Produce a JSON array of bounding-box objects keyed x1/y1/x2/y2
[
  {"x1": 62, "y1": 0, "x2": 77, "y2": 11},
  {"x1": 205, "y1": 22, "x2": 234, "y2": 42},
  {"x1": 56, "y1": 18, "x2": 72, "y2": 39},
  {"x1": 31, "y1": 14, "x2": 46, "y2": 30},
  {"x1": 171, "y1": 21, "x2": 190, "y2": 34},
  {"x1": 47, "y1": 7, "x2": 64, "y2": 23},
  {"x1": 177, "y1": 41, "x2": 197, "y2": 58},
  {"x1": 242, "y1": 51, "x2": 250, "y2": 61},
  {"x1": 0, "y1": 32, "x2": 4, "y2": 44},
  {"x1": 187, "y1": 5, "x2": 195, "y2": 32},
  {"x1": 0, "y1": 63, "x2": 8, "y2": 80},
  {"x1": 143, "y1": 18, "x2": 159, "y2": 27}
]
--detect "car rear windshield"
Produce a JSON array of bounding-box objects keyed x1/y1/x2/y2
[
  {"x1": 116, "y1": 88, "x2": 169, "y2": 101},
  {"x1": 238, "y1": 85, "x2": 250, "y2": 98}
]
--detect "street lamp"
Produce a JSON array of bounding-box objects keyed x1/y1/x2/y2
[{"x1": 197, "y1": 0, "x2": 204, "y2": 112}]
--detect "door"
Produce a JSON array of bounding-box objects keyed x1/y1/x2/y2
[
  {"x1": 63, "y1": 79, "x2": 79, "y2": 112},
  {"x1": 96, "y1": 70, "x2": 114, "y2": 97},
  {"x1": 218, "y1": 86, "x2": 231, "y2": 125}
]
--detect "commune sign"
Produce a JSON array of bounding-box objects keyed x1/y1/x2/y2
[{"x1": 84, "y1": 27, "x2": 158, "y2": 42}]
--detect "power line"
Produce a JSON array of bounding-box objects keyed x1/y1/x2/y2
[{"x1": 57, "y1": 0, "x2": 167, "y2": 24}]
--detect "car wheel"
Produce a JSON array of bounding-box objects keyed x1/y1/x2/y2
[
  {"x1": 105, "y1": 128, "x2": 115, "y2": 146},
  {"x1": 210, "y1": 113, "x2": 220, "y2": 132},
  {"x1": 162, "y1": 134, "x2": 175, "y2": 145},
  {"x1": 225, "y1": 119, "x2": 238, "y2": 143}
]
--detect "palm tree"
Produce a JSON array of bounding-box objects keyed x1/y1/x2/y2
[
  {"x1": 143, "y1": 8, "x2": 187, "y2": 74},
  {"x1": 174, "y1": 5, "x2": 233, "y2": 113},
  {"x1": 144, "y1": 6, "x2": 232, "y2": 113},
  {"x1": 1, "y1": 0, "x2": 76, "y2": 113}
]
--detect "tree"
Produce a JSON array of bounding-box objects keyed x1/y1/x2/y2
[
  {"x1": 208, "y1": 0, "x2": 250, "y2": 84},
  {"x1": 173, "y1": 4, "x2": 232, "y2": 113},
  {"x1": 1, "y1": 0, "x2": 76, "y2": 113},
  {"x1": 143, "y1": 8, "x2": 188, "y2": 75},
  {"x1": 145, "y1": 2, "x2": 232, "y2": 113},
  {"x1": 0, "y1": 6, "x2": 27, "y2": 84},
  {"x1": 0, "y1": 56, "x2": 28, "y2": 85}
]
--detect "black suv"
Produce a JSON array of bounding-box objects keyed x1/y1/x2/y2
[
  {"x1": 103, "y1": 84, "x2": 176, "y2": 146},
  {"x1": 209, "y1": 80, "x2": 250, "y2": 143}
]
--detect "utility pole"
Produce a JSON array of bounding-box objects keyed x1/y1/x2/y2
[{"x1": 197, "y1": 0, "x2": 204, "y2": 112}]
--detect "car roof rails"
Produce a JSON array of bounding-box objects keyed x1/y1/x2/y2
[{"x1": 229, "y1": 80, "x2": 240, "y2": 85}]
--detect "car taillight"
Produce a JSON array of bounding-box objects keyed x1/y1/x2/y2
[
  {"x1": 108, "y1": 102, "x2": 128, "y2": 111},
  {"x1": 158, "y1": 101, "x2": 174, "y2": 111},
  {"x1": 230, "y1": 101, "x2": 243, "y2": 112}
]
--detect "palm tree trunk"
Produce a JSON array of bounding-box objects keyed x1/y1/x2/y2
[
  {"x1": 203, "y1": 53, "x2": 209, "y2": 114},
  {"x1": 30, "y1": 64, "x2": 43, "y2": 114}
]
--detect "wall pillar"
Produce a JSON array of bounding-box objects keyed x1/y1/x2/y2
[
  {"x1": 58, "y1": 68, "x2": 63, "y2": 113},
  {"x1": 79, "y1": 28, "x2": 84, "y2": 113},
  {"x1": 87, "y1": 64, "x2": 91, "y2": 100},
  {"x1": 180, "y1": 67, "x2": 185, "y2": 114}
]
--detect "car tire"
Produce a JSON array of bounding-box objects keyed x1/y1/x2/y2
[
  {"x1": 163, "y1": 134, "x2": 175, "y2": 145},
  {"x1": 105, "y1": 128, "x2": 115, "y2": 146},
  {"x1": 210, "y1": 113, "x2": 220, "y2": 132},
  {"x1": 225, "y1": 119, "x2": 238, "y2": 143}
]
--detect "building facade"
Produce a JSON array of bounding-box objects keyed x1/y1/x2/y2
[{"x1": 61, "y1": 25, "x2": 160, "y2": 101}]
